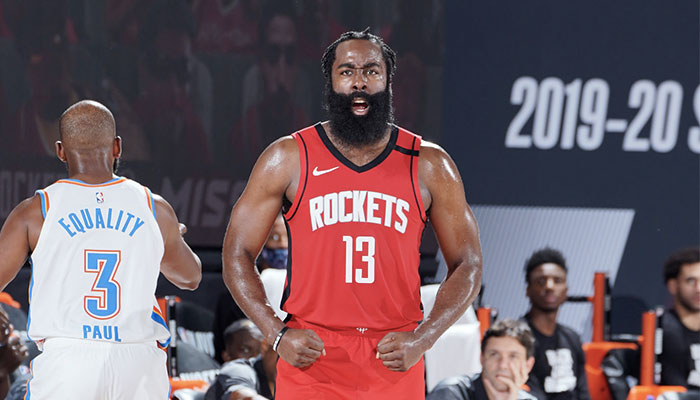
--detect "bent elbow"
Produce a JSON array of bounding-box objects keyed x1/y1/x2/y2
[
  {"x1": 175, "y1": 259, "x2": 202, "y2": 290},
  {"x1": 177, "y1": 273, "x2": 201, "y2": 291}
]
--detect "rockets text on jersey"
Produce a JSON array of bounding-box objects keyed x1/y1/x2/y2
[{"x1": 282, "y1": 123, "x2": 427, "y2": 332}]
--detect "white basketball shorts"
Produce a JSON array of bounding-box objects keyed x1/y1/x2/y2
[{"x1": 25, "y1": 338, "x2": 169, "y2": 399}]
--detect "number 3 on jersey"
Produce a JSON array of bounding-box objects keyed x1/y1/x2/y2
[
  {"x1": 83, "y1": 250, "x2": 121, "y2": 320},
  {"x1": 343, "y1": 236, "x2": 375, "y2": 284}
]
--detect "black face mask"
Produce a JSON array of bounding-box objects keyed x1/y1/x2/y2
[{"x1": 324, "y1": 84, "x2": 394, "y2": 147}]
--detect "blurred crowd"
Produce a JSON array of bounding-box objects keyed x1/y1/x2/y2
[{"x1": 0, "y1": 0, "x2": 445, "y2": 175}]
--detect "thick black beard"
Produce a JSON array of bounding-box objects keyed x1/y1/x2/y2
[{"x1": 324, "y1": 86, "x2": 393, "y2": 146}]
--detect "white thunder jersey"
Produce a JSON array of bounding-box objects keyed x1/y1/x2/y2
[{"x1": 28, "y1": 177, "x2": 170, "y2": 348}]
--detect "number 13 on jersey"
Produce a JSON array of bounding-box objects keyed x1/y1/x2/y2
[
  {"x1": 84, "y1": 250, "x2": 122, "y2": 320},
  {"x1": 343, "y1": 236, "x2": 375, "y2": 284}
]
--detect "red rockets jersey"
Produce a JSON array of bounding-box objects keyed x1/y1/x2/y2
[{"x1": 282, "y1": 123, "x2": 427, "y2": 331}]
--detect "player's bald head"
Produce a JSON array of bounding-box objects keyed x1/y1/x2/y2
[{"x1": 59, "y1": 100, "x2": 116, "y2": 150}]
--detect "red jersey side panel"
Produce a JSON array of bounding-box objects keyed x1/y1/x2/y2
[{"x1": 283, "y1": 123, "x2": 426, "y2": 331}]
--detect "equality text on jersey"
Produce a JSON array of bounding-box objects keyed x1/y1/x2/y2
[
  {"x1": 57, "y1": 207, "x2": 147, "y2": 238},
  {"x1": 309, "y1": 190, "x2": 410, "y2": 233}
]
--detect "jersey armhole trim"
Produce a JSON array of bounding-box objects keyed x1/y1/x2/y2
[
  {"x1": 409, "y1": 136, "x2": 427, "y2": 224},
  {"x1": 280, "y1": 219, "x2": 293, "y2": 313},
  {"x1": 394, "y1": 145, "x2": 420, "y2": 156},
  {"x1": 26, "y1": 259, "x2": 35, "y2": 341},
  {"x1": 285, "y1": 132, "x2": 308, "y2": 221},
  {"x1": 144, "y1": 187, "x2": 157, "y2": 219},
  {"x1": 35, "y1": 190, "x2": 49, "y2": 219}
]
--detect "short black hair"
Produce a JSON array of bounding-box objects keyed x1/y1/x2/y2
[
  {"x1": 321, "y1": 28, "x2": 397, "y2": 85},
  {"x1": 223, "y1": 319, "x2": 260, "y2": 345},
  {"x1": 663, "y1": 247, "x2": 700, "y2": 283},
  {"x1": 481, "y1": 319, "x2": 535, "y2": 358},
  {"x1": 524, "y1": 247, "x2": 567, "y2": 284}
]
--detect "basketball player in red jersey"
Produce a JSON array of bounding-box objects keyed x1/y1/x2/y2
[{"x1": 222, "y1": 29, "x2": 482, "y2": 399}]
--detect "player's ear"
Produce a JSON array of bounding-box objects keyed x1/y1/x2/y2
[
  {"x1": 666, "y1": 278, "x2": 678, "y2": 296},
  {"x1": 55, "y1": 141, "x2": 67, "y2": 163},
  {"x1": 113, "y1": 136, "x2": 122, "y2": 159}
]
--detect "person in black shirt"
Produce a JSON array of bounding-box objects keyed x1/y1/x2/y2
[
  {"x1": 426, "y1": 319, "x2": 535, "y2": 400},
  {"x1": 428, "y1": 319, "x2": 537, "y2": 400},
  {"x1": 659, "y1": 247, "x2": 700, "y2": 390},
  {"x1": 521, "y1": 248, "x2": 590, "y2": 400},
  {"x1": 205, "y1": 329, "x2": 277, "y2": 400}
]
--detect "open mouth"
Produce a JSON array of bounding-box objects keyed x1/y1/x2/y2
[{"x1": 351, "y1": 98, "x2": 369, "y2": 115}]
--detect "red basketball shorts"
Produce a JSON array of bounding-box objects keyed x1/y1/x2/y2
[{"x1": 275, "y1": 318, "x2": 425, "y2": 400}]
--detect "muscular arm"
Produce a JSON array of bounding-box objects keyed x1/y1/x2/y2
[
  {"x1": 154, "y1": 195, "x2": 202, "y2": 290},
  {"x1": 222, "y1": 137, "x2": 324, "y2": 368},
  {"x1": 415, "y1": 142, "x2": 482, "y2": 346},
  {"x1": 0, "y1": 196, "x2": 43, "y2": 291},
  {"x1": 223, "y1": 138, "x2": 294, "y2": 341},
  {"x1": 378, "y1": 142, "x2": 482, "y2": 371}
]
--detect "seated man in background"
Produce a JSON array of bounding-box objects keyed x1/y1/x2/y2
[
  {"x1": 428, "y1": 319, "x2": 536, "y2": 400},
  {"x1": 521, "y1": 248, "x2": 590, "y2": 400},
  {"x1": 659, "y1": 247, "x2": 700, "y2": 390},
  {"x1": 221, "y1": 319, "x2": 264, "y2": 363},
  {"x1": 205, "y1": 321, "x2": 276, "y2": 400}
]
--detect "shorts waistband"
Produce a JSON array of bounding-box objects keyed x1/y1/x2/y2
[
  {"x1": 287, "y1": 317, "x2": 418, "y2": 338},
  {"x1": 42, "y1": 337, "x2": 159, "y2": 349}
]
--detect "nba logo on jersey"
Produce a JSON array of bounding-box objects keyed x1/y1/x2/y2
[{"x1": 96, "y1": 192, "x2": 104, "y2": 204}]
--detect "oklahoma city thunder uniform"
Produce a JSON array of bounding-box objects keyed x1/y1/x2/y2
[
  {"x1": 26, "y1": 177, "x2": 169, "y2": 399},
  {"x1": 276, "y1": 123, "x2": 427, "y2": 399}
]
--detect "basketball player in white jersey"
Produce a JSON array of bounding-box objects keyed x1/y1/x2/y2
[{"x1": 0, "y1": 100, "x2": 202, "y2": 399}]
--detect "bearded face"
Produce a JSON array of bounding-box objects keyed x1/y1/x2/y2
[
  {"x1": 324, "y1": 85, "x2": 393, "y2": 146},
  {"x1": 325, "y1": 39, "x2": 394, "y2": 146}
]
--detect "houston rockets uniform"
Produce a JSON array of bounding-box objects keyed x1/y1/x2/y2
[
  {"x1": 276, "y1": 123, "x2": 427, "y2": 399},
  {"x1": 26, "y1": 177, "x2": 169, "y2": 399}
]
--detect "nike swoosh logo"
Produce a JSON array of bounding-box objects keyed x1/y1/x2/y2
[{"x1": 312, "y1": 166, "x2": 339, "y2": 176}]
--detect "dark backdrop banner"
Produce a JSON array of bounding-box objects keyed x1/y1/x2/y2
[{"x1": 444, "y1": 1, "x2": 699, "y2": 313}]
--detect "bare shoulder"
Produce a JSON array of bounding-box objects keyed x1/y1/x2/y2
[
  {"x1": 254, "y1": 135, "x2": 299, "y2": 174},
  {"x1": 10, "y1": 195, "x2": 43, "y2": 223},
  {"x1": 17, "y1": 195, "x2": 43, "y2": 214},
  {"x1": 418, "y1": 140, "x2": 461, "y2": 184},
  {"x1": 2, "y1": 195, "x2": 43, "y2": 250},
  {"x1": 247, "y1": 135, "x2": 300, "y2": 199},
  {"x1": 151, "y1": 193, "x2": 177, "y2": 219}
]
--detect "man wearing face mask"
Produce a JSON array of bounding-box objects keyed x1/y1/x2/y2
[
  {"x1": 223, "y1": 29, "x2": 482, "y2": 399},
  {"x1": 259, "y1": 214, "x2": 289, "y2": 271}
]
